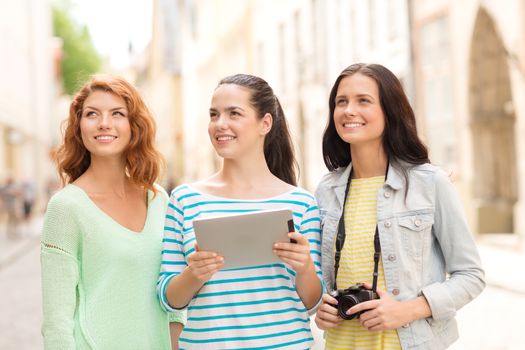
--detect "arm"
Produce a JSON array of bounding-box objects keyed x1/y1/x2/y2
[
  {"x1": 419, "y1": 169, "x2": 485, "y2": 321},
  {"x1": 348, "y1": 283, "x2": 431, "y2": 331},
  {"x1": 165, "y1": 244, "x2": 223, "y2": 308},
  {"x1": 41, "y1": 195, "x2": 80, "y2": 349},
  {"x1": 274, "y1": 199, "x2": 323, "y2": 310},
  {"x1": 169, "y1": 321, "x2": 183, "y2": 350},
  {"x1": 157, "y1": 193, "x2": 223, "y2": 311},
  {"x1": 348, "y1": 169, "x2": 485, "y2": 330}
]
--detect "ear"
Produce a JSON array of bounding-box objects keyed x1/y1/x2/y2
[{"x1": 260, "y1": 113, "x2": 273, "y2": 135}]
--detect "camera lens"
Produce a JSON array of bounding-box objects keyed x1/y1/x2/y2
[{"x1": 338, "y1": 294, "x2": 360, "y2": 320}]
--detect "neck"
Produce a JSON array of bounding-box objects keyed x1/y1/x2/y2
[
  {"x1": 350, "y1": 144, "x2": 388, "y2": 179},
  {"x1": 82, "y1": 156, "x2": 130, "y2": 194},
  {"x1": 219, "y1": 152, "x2": 275, "y2": 187}
]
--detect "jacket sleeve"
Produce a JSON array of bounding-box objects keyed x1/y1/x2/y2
[
  {"x1": 420, "y1": 170, "x2": 485, "y2": 321},
  {"x1": 41, "y1": 195, "x2": 81, "y2": 350}
]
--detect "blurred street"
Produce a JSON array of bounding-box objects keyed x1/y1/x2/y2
[
  {"x1": 0, "y1": 217, "x2": 43, "y2": 350},
  {"x1": 1, "y1": 218, "x2": 524, "y2": 349}
]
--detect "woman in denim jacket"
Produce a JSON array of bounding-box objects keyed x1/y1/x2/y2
[{"x1": 314, "y1": 63, "x2": 485, "y2": 349}]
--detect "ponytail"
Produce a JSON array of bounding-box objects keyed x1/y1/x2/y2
[{"x1": 218, "y1": 74, "x2": 298, "y2": 185}]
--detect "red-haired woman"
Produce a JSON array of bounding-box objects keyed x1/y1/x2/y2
[{"x1": 41, "y1": 75, "x2": 185, "y2": 349}]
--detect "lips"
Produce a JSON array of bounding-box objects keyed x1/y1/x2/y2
[
  {"x1": 216, "y1": 135, "x2": 236, "y2": 141},
  {"x1": 94, "y1": 135, "x2": 117, "y2": 141},
  {"x1": 343, "y1": 122, "x2": 365, "y2": 129}
]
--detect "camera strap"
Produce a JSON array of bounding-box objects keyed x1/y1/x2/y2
[{"x1": 333, "y1": 162, "x2": 389, "y2": 292}]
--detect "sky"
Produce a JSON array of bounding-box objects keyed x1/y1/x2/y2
[{"x1": 70, "y1": 0, "x2": 153, "y2": 70}]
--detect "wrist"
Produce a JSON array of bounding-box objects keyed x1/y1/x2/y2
[
  {"x1": 297, "y1": 258, "x2": 315, "y2": 276},
  {"x1": 404, "y1": 296, "x2": 432, "y2": 323}
]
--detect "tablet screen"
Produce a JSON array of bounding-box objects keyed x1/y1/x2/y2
[{"x1": 193, "y1": 208, "x2": 294, "y2": 269}]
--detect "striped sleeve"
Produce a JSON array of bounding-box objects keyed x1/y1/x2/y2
[
  {"x1": 298, "y1": 195, "x2": 324, "y2": 312},
  {"x1": 157, "y1": 186, "x2": 188, "y2": 312}
]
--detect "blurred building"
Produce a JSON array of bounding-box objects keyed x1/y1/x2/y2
[
  {"x1": 141, "y1": 0, "x2": 524, "y2": 238},
  {"x1": 0, "y1": 0, "x2": 57, "y2": 206},
  {"x1": 139, "y1": 0, "x2": 256, "y2": 187},
  {"x1": 143, "y1": 0, "x2": 412, "y2": 190},
  {"x1": 411, "y1": 0, "x2": 525, "y2": 237},
  {"x1": 249, "y1": 0, "x2": 413, "y2": 189}
]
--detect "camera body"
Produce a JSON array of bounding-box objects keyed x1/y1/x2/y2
[{"x1": 330, "y1": 283, "x2": 379, "y2": 320}]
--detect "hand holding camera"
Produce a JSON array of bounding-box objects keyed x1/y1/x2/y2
[
  {"x1": 314, "y1": 282, "x2": 379, "y2": 330},
  {"x1": 316, "y1": 283, "x2": 412, "y2": 331},
  {"x1": 330, "y1": 283, "x2": 379, "y2": 320}
]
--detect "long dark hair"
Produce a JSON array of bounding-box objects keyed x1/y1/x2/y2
[
  {"x1": 218, "y1": 74, "x2": 297, "y2": 186},
  {"x1": 322, "y1": 63, "x2": 429, "y2": 178}
]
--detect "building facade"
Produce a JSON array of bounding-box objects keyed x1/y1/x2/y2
[
  {"x1": 0, "y1": 0, "x2": 56, "y2": 208},
  {"x1": 411, "y1": 0, "x2": 525, "y2": 237},
  {"x1": 144, "y1": 0, "x2": 525, "y2": 238},
  {"x1": 145, "y1": 0, "x2": 412, "y2": 191}
]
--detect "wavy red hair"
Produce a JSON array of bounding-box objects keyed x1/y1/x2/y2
[{"x1": 56, "y1": 75, "x2": 164, "y2": 193}]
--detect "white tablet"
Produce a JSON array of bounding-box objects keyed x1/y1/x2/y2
[{"x1": 193, "y1": 208, "x2": 295, "y2": 270}]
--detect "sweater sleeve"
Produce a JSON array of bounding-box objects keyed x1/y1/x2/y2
[{"x1": 40, "y1": 193, "x2": 81, "y2": 350}]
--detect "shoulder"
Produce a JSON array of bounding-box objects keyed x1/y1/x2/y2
[
  {"x1": 150, "y1": 183, "x2": 169, "y2": 208},
  {"x1": 407, "y1": 163, "x2": 449, "y2": 183},
  {"x1": 317, "y1": 167, "x2": 347, "y2": 188},
  {"x1": 152, "y1": 183, "x2": 169, "y2": 199},
  {"x1": 402, "y1": 163, "x2": 456, "y2": 197},
  {"x1": 315, "y1": 166, "x2": 348, "y2": 199},
  {"x1": 46, "y1": 185, "x2": 81, "y2": 211},
  {"x1": 43, "y1": 185, "x2": 84, "y2": 226},
  {"x1": 168, "y1": 183, "x2": 202, "y2": 203},
  {"x1": 288, "y1": 186, "x2": 315, "y2": 201},
  {"x1": 286, "y1": 186, "x2": 318, "y2": 211}
]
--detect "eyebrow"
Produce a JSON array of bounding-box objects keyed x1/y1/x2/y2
[
  {"x1": 83, "y1": 106, "x2": 127, "y2": 112},
  {"x1": 335, "y1": 93, "x2": 375, "y2": 100},
  {"x1": 209, "y1": 106, "x2": 246, "y2": 112}
]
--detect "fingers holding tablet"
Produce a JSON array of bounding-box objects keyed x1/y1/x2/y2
[
  {"x1": 187, "y1": 244, "x2": 224, "y2": 282},
  {"x1": 273, "y1": 232, "x2": 313, "y2": 274}
]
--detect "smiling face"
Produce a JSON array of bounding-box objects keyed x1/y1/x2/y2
[
  {"x1": 333, "y1": 73, "x2": 385, "y2": 150},
  {"x1": 208, "y1": 83, "x2": 271, "y2": 160},
  {"x1": 79, "y1": 90, "x2": 131, "y2": 160}
]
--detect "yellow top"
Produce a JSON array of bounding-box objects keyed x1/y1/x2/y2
[{"x1": 325, "y1": 176, "x2": 401, "y2": 350}]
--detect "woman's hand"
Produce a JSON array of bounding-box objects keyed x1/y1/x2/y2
[
  {"x1": 186, "y1": 243, "x2": 224, "y2": 283},
  {"x1": 348, "y1": 283, "x2": 428, "y2": 331},
  {"x1": 315, "y1": 293, "x2": 344, "y2": 330},
  {"x1": 273, "y1": 231, "x2": 313, "y2": 274}
]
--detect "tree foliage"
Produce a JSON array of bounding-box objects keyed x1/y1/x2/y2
[{"x1": 52, "y1": 3, "x2": 102, "y2": 95}]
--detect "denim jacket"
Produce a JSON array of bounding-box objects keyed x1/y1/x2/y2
[{"x1": 315, "y1": 162, "x2": 485, "y2": 350}]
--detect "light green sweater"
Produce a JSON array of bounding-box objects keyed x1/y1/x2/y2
[{"x1": 41, "y1": 184, "x2": 185, "y2": 350}]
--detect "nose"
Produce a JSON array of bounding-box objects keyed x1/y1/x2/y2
[
  {"x1": 214, "y1": 114, "x2": 228, "y2": 129},
  {"x1": 344, "y1": 102, "x2": 357, "y2": 116},
  {"x1": 98, "y1": 113, "x2": 112, "y2": 129}
]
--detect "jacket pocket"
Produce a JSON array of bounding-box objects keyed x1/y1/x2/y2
[{"x1": 398, "y1": 213, "x2": 434, "y2": 260}]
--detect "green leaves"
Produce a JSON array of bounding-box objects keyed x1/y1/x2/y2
[{"x1": 52, "y1": 2, "x2": 102, "y2": 95}]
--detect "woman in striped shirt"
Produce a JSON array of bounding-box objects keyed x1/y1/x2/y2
[
  {"x1": 314, "y1": 63, "x2": 484, "y2": 349},
  {"x1": 157, "y1": 74, "x2": 323, "y2": 349}
]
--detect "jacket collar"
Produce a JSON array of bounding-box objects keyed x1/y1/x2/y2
[{"x1": 328, "y1": 162, "x2": 404, "y2": 191}]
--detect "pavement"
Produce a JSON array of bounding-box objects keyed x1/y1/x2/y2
[
  {"x1": 1, "y1": 217, "x2": 524, "y2": 349},
  {"x1": 0, "y1": 218, "x2": 42, "y2": 271}
]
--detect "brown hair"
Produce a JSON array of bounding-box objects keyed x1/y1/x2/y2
[
  {"x1": 322, "y1": 63, "x2": 429, "y2": 170},
  {"x1": 55, "y1": 74, "x2": 163, "y2": 193},
  {"x1": 218, "y1": 74, "x2": 298, "y2": 186}
]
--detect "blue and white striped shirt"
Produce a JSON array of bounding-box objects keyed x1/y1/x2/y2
[{"x1": 157, "y1": 184, "x2": 322, "y2": 349}]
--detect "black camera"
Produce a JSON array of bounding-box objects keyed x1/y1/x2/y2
[{"x1": 330, "y1": 283, "x2": 379, "y2": 320}]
